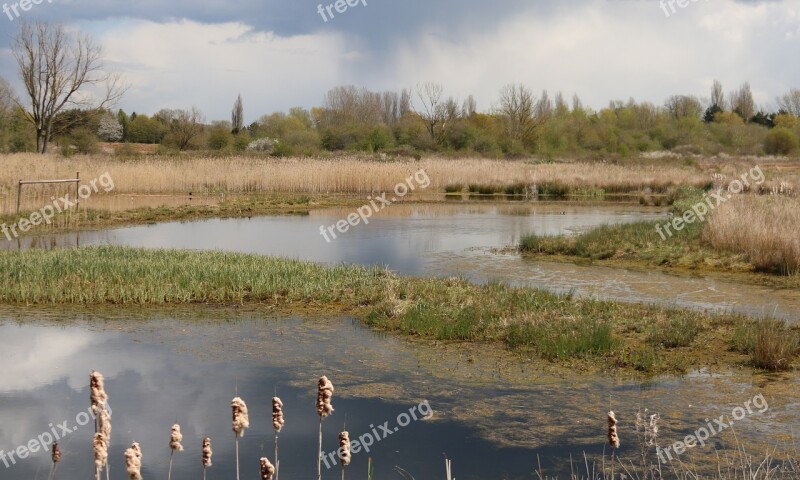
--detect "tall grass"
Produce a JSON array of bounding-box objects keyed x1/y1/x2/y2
[
  {"x1": 0, "y1": 153, "x2": 726, "y2": 212},
  {"x1": 705, "y1": 196, "x2": 800, "y2": 275}
]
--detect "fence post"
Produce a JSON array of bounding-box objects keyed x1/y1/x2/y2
[
  {"x1": 16, "y1": 180, "x2": 22, "y2": 215},
  {"x1": 76, "y1": 172, "x2": 80, "y2": 211}
]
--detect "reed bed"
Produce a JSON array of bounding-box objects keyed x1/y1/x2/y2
[
  {"x1": 0, "y1": 153, "x2": 715, "y2": 200},
  {"x1": 0, "y1": 245, "x2": 795, "y2": 373},
  {"x1": 705, "y1": 195, "x2": 800, "y2": 275}
]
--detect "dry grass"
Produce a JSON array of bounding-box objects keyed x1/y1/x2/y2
[
  {"x1": 0, "y1": 153, "x2": 716, "y2": 202},
  {"x1": 705, "y1": 195, "x2": 800, "y2": 274}
]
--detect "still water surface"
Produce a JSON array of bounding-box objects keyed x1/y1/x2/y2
[{"x1": 0, "y1": 306, "x2": 795, "y2": 480}]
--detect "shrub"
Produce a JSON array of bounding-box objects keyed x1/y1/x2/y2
[
  {"x1": 763, "y1": 127, "x2": 799, "y2": 155},
  {"x1": 246, "y1": 137, "x2": 278, "y2": 153},
  {"x1": 69, "y1": 127, "x2": 99, "y2": 154},
  {"x1": 207, "y1": 128, "x2": 234, "y2": 151}
]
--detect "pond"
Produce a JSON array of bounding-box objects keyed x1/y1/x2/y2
[
  {"x1": 0, "y1": 306, "x2": 795, "y2": 480},
  {"x1": 6, "y1": 202, "x2": 800, "y2": 320}
]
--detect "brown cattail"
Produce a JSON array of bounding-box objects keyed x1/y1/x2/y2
[
  {"x1": 89, "y1": 371, "x2": 108, "y2": 415},
  {"x1": 231, "y1": 397, "x2": 250, "y2": 437},
  {"x1": 202, "y1": 437, "x2": 213, "y2": 468},
  {"x1": 338, "y1": 431, "x2": 351, "y2": 466},
  {"x1": 260, "y1": 457, "x2": 275, "y2": 480},
  {"x1": 98, "y1": 407, "x2": 111, "y2": 443},
  {"x1": 316, "y1": 376, "x2": 334, "y2": 418},
  {"x1": 124, "y1": 442, "x2": 143, "y2": 480},
  {"x1": 93, "y1": 433, "x2": 108, "y2": 470},
  {"x1": 52, "y1": 442, "x2": 61, "y2": 464},
  {"x1": 272, "y1": 397, "x2": 284, "y2": 432},
  {"x1": 608, "y1": 410, "x2": 620, "y2": 449},
  {"x1": 170, "y1": 424, "x2": 184, "y2": 452}
]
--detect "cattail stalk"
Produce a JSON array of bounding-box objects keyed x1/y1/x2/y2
[
  {"x1": 316, "y1": 376, "x2": 334, "y2": 480},
  {"x1": 272, "y1": 397, "x2": 284, "y2": 480},
  {"x1": 608, "y1": 410, "x2": 620, "y2": 479},
  {"x1": 338, "y1": 431, "x2": 351, "y2": 480},
  {"x1": 260, "y1": 457, "x2": 275, "y2": 480},
  {"x1": 202, "y1": 437, "x2": 213, "y2": 480},
  {"x1": 231, "y1": 397, "x2": 249, "y2": 480},
  {"x1": 168, "y1": 424, "x2": 184, "y2": 480},
  {"x1": 48, "y1": 442, "x2": 61, "y2": 480},
  {"x1": 124, "y1": 442, "x2": 142, "y2": 480}
]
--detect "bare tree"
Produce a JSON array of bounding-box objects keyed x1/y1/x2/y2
[
  {"x1": 572, "y1": 94, "x2": 584, "y2": 114},
  {"x1": 168, "y1": 107, "x2": 205, "y2": 151},
  {"x1": 535, "y1": 89, "x2": 553, "y2": 121},
  {"x1": 415, "y1": 82, "x2": 444, "y2": 140},
  {"x1": 381, "y1": 91, "x2": 399, "y2": 125},
  {"x1": 498, "y1": 83, "x2": 537, "y2": 146},
  {"x1": 12, "y1": 21, "x2": 125, "y2": 153},
  {"x1": 554, "y1": 92, "x2": 569, "y2": 116},
  {"x1": 729, "y1": 82, "x2": 755, "y2": 121},
  {"x1": 777, "y1": 88, "x2": 800, "y2": 116},
  {"x1": 664, "y1": 95, "x2": 703, "y2": 119},
  {"x1": 231, "y1": 94, "x2": 244, "y2": 134},
  {"x1": 462, "y1": 95, "x2": 476, "y2": 118},
  {"x1": 710, "y1": 80, "x2": 725, "y2": 109},
  {"x1": 398, "y1": 89, "x2": 412, "y2": 117}
]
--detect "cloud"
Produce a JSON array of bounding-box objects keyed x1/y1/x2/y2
[{"x1": 0, "y1": 0, "x2": 797, "y2": 119}]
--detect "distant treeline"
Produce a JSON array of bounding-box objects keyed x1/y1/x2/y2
[{"x1": 1, "y1": 80, "x2": 799, "y2": 157}]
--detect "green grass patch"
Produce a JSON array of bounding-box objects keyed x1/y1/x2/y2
[{"x1": 0, "y1": 246, "x2": 793, "y2": 374}]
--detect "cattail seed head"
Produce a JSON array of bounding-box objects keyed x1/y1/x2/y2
[
  {"x1": 272, "y1": 397, "x2": 284, "y2": 432},
  {"x1": 99, "y1": 407, "x2": 111, "y2": 441},
  {"x1": 260, "y1": 457, "x2": 275, "y2": 480},
  {"x1": 124, "y1": 442, "x2": 143, "y2": 480},
  {"x1": 170, "y1": 424, "x2": 184, "y2": 452},
  {"x1": 316, "y1": 376, "x2": 334, "y2": 418},
  {"x1": 90, "y1": 371, "x2": 108, "y2": 410},
  {"x1": 608, "y1": 410, "x2": 620, "y2": 449},
  {"x1": 202, "y1": 437, "x2": 213, "y2": 468},
  {"x1": 51, "y1": 442, "x2": 61, "y2": 464},
  {"x1": 93, "y1": 432, "x2": 108, "y2": 470},
  {"x1": 231, "y1": 397, "x2": 250, "y2": 437},
  {"x1": 338, "y1": 431, "x2": 351, "y2": 466}
]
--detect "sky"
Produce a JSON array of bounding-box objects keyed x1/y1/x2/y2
[{"x1": 0, "y1": 0, "x2": 797, "y2": 123}]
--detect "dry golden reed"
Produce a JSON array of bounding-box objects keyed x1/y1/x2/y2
[
  {"x1": 260, "y1": 457, "x2": 276, "y2": 480},
  {"x1": 705, "y1": 195, "x2": 800, "y2": 274},
  {"x1": 51, "y1": 442, "x2": 61, "y2": 464},
  {"x1": 202, "y1": 436, "x2": 213, "y2": 468},
  {"x1": 170, "y1": 424, "x2": 184, "y2": 452},
  {"x1": 92, "y1": 433, "x2": 108, "y2": 470},
  {"x1": 0, "y1": 153, "x2": 736, "y2": 204},
  {"x1": 272, "y1": 397, "x2": 284, "y2": 432},
  {"x1": 316, "y1": 376, "x2": 334, "y2": 418},
  {"x1": 124, "y1": 442, "x2": 143, "y2": 480},
  {"x1": 608, "y1": 411, "x2": 620, "y2": 449},
  {"x1": 231, "y1": 397, "x2": 250, "y2": 437},
  {"x1": 89, "y1": 371, "x2": 107, "y2": 416},
  {"x1": 338, "y1": 431, "x2": 351, "y2": 466}
]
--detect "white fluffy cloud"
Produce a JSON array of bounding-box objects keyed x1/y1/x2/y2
[{"x1": 3, "y1": 0, "x2": 797, "y2": 120}]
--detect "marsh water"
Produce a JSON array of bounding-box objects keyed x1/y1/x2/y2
[
  {"x1": 3, "y1": 201, "x2": 800, "y2": 479},
  {"x1": 1, "y1": 306, "x2": 797, "y2": 480},
  {"x1": 6, "y1": 202, "x2": 800, "y2": 320}
]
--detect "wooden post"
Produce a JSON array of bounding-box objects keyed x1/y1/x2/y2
[
  {"x1": 75, "y1": 172, "x2": 80, "y2": 211},
  {"x1": 16, "y1": 180, "x2": 21, "y2": 215}
]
